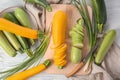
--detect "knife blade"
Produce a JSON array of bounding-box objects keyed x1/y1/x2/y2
[{"x1": 83, "y1": 43, "x2": 99, "y2": 63}]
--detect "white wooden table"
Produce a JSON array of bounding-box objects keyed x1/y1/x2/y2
[{"x1": 0, "y1": 0, "x2": 120, "y2": 80}]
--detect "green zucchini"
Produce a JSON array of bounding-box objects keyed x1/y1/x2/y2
[
  {"x1": 71, "y1": 47, "x2": 82, "y2": 63},
  {"x1": 3, "y1": 12, "x2": 33, "y2": 57},
  {"x1": 69, "y1": 19, "x2": 84, "y2": 63},
  {"x1": 3, "y1": 12, "x2": 20, "y2": 24},
  {"x1": 0, "y1": 31, "x2": 17, "y2": 57},
  {"x1": 3, "y1": 13, "x2": 24, "y2": 53},
  {"x1": 3, "y1": 31, "x2": 23, "y2": 53},
  {"x1": 14, "y1": 8, "x2": 35, "y2": 45},
  {"x1": 95, "y1": 30, "x2": 116, "y2": 65},
  {"x1": 91, "y1": 0, "x2": 107, "y2": 33}
]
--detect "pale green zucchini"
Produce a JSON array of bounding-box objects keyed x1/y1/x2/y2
[
  {"x1": 0, "y1": 31, "x2": 17, "y2": 57},
  {"x1": 95, "y1": 30, "x2": 116, "y2": 65},
  {"x1": 14, "y1": 8, "x2": 35, "y2": 45}
]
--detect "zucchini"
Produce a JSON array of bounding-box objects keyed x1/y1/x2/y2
[
  {"x1": 3, "y1": 12, "x2": 33, "y2": 57},
  {"x1": 3, "y1": 12, "x2": 20, "y2": 24},
  {"x1": 3, "y1": 13, "x2": 24, "y2": 53},
  {"x1": 95, "y1": 30, "x2": 116, "y2": 65},
  {"x1": 71, "y1": 46, "x2": 82, "y2": 63},
  {"x1": 0, "y1": 31, "x2": 17, "y2": 57},
  {"x1": 69, "y1": 19, "x2": 84, "y2": 63},
  {"x1": 14, "y1": 8, "x2": 35, "y2": 45},
  {"x1": 91, "y1": 0, "x2": 107, "y2": 33},
  {"x1": 3, "y1": 31, "x2": 23, "y2": 53}
]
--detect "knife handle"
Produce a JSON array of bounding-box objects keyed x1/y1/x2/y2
[{"x1": 65, "y1": 62, "x2": 85, "y2": 78}]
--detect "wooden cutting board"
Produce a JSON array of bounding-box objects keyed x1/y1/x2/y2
[{"x1": 43, "y1": 4, "x2": 92, "y2": 76}]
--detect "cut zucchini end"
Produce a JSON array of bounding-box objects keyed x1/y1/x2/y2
[
  {"x1": 9, "y1": 52, "x2": 17, "y2": 57},
  {"x1": 94, "y1": 60, "x2": 101, "y2": 66}
]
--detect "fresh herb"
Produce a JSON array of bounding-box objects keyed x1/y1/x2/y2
[
  {"x1": 0, "y1": 35, "x2": 50, "y2": 79},
  {"x1": 5, "y1": 59, "x2": 51, "y2": 80},
  {"x1": 70, "y1": 0, "x2": 107, "y2": 72}
]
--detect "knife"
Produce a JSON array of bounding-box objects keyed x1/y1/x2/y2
[{"x1": 66, "y1": 43, "x2": 99, "y2": 78}]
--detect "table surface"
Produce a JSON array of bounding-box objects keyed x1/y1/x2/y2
[{"x1": 0, "y1": 0, "x2": 120, "y2": 80}]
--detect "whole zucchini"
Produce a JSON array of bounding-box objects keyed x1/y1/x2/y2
[
  {"x1": 0, "y1": 31, "x2": 17, "y2": 57},
  {"x1": 95, "y1": 30, "x2": 116, "y2": 65}
]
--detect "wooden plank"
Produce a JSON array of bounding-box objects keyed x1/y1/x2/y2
[{"x1": 43, "y1": 4, "x2": 92, "y2": 75}]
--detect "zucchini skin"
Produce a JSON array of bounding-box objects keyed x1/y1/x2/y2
[
  {"x1": 95, "y1": 30, "x2": 116, "y2": 65},
  {"x1": 3, "y1": 13, "x2": 24, "y2": 53},
  {"x1": 69, "y1": 19, "x2": 84, "y2": 64},
  {"x1": 14, "y1": 8, "x2": 35, "y2": 45},
  {"x1": 0, "y1": 31, "x2": 17, "y2": 57},
  {"x1": 4, "y1": 12, "x2": 32, "y2": 57},
  {"x1": 3, "y1": 12, "x2": 30, "y2": 50},
  {"x1": 3, "y1": 31, "x2": 23, "y2": 53}
]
